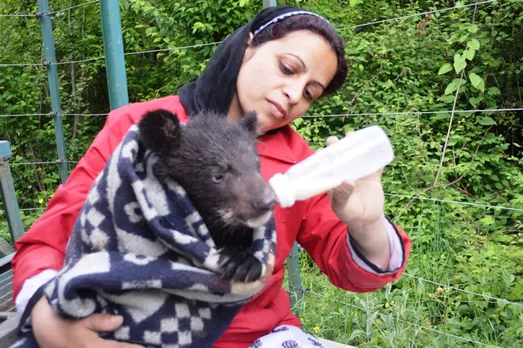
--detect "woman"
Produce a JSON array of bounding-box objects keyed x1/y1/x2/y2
[{"x1": 11, "y1": 5, "x2": 411, "y2": 348}]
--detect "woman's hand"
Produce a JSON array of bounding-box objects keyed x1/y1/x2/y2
[
  {"x1": 31, "y1": 296, "x2": 144, "y2": 348},
  {"x1": 325, "y1": 132, "x2": 391, "y2": 269}
]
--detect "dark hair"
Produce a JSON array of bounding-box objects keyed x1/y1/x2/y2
[{"x1": 251, "y1": 15, "x2": 347, "y2": 96}]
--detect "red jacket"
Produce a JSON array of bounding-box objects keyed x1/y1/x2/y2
[{"x1": 12, "y1": 95, "x2": 411, "y2": 347}]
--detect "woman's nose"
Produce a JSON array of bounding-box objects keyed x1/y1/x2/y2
[{"x1": 283, "y1": 83, "x2": 303, "y2": 105}]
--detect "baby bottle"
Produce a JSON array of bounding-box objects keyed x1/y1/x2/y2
[{"x1": 269, "y1": 125, "x2": 394, "y2": 208}]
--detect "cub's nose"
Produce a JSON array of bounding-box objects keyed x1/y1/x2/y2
[{"x1": 252, "y1": 191, "x2": 277, "y2": 212}]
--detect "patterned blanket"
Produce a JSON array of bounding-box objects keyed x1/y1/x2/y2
[{"x1": 14, "y1": 123, "x2": 277, "y2": 348}]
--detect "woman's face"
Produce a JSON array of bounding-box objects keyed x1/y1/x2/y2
[{"x1": 229, "y1": 30, "x2": 338, "y2": 133}]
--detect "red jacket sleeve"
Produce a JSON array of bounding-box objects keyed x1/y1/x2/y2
[{"x1": 296, "y1": 181, "x2": 411, "y2": 293}]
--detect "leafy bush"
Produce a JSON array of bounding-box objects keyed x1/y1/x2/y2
[{"x1": 1, "y1": 0, "x2": 521, "y2": 345}]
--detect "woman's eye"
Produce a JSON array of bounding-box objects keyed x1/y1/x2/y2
[
  {"x1": 212, "y1": 173, "x2": 223, "y2": 183},
  {"x1": 304, "y1": 88, "x2": 313, "y2": 101},
  {"x1": 280, "y1": 62, "x2": 294, "y2": 75}
]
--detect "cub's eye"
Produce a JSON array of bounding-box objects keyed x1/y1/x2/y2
[{"x1": 212, "y1": 173, "x2": 223, "y2": 184}]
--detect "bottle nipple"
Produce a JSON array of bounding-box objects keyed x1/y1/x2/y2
[{"x1": 268, "y1": 173, "x2": 295, "y2": 208}]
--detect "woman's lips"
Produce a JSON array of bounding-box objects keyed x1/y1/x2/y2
[{"x1": 268, "y1": 101, "x2": 286, "y2": 120}]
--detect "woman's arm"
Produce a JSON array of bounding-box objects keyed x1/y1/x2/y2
[{"x1": 296, "y1": 191, "x2": 411, "y2": 292}]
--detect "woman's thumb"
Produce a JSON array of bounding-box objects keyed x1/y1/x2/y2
[{"x1": 84, "y1": 313, "x2": 124, "y2": 332}]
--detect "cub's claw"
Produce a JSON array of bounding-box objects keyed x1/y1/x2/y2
[{"x1": 218, "y1": 248, "x2": 262, "y2": 282}]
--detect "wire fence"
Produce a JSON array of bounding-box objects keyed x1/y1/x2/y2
[
  {"x1": 385, "y1": 193, "x2": 523, "y2": 213},
  {"x1": 0, "y1": 0, "x2": 99, "y2": 18},
  {"x1": 305, "y1": 289, "x2": 493, "y2": 347},
  {"x1": 1, "y1": 0, "x2": 521, "y2": 346},
  {"x1": 9, "y1": 189, "x2": 523, "y2": 216},
  {"x1": 10, "y1": 160, "x2": 78, "y2": 167},
  {"x1": 402, "y1": 273, "x2": 523, "y2": 308},
  {"x1": 0, "y1": 0, "x2": 499, "y2": 67},
  {"x1": 302, "y1": 108, "x2": 523, "y2": 118},
  {"x1": 2, "y1": 107, "x2": 522, "y2": 119},
  {"x1": 338, "y1": 0, "x2": 496, "y2": 30}
]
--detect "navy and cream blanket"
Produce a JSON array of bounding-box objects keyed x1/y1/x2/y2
[{"x1": 14, "y1": 124, "x2": 277, "y2": 348}]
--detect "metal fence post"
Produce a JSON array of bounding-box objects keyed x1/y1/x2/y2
[
  {"x1": 100, "y1": 0, "x2": 129, "y2": 110},
  {"x1": 37, "y1": 0, "x2": 68, "y2": 184},
  {"x1": 263, "y1": 0, "x2": 277, "y2": 8},
  {"x1": 0, "y1": 141, "x2": 24, "y2": 255},
  {"x1": 286, "y1": 242, "x2": 303, "y2": 317}
]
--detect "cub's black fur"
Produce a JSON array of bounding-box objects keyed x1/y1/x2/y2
[{"x1": 138, "y1": 109, "x2": 276, "y2": 282}]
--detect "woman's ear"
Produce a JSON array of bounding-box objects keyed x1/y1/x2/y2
[
  {"x1": 247, "y1": 32, "x2": 254, "y2": 46},
  {"x1": 243, "y1": 33, "x2": 256, "y2": 63}
]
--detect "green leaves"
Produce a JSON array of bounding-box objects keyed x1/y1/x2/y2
[
  {"x1": 441, "y1": 38, "x2": 481, "y2": 82},
  {"x1": 467, "y1": 39, "x2": 480, "y2": 50},
  {"x1": 469, "y1": 96, "x2": 484, "y2": 107},
  {"x1": 479, "y1": 117, "x2": 497, "y2": 126},
  {"x1": 441, "y1": 31, "x2": 485, "y2": 106},
  {"x1": 445, "y1": 79, "x2": 465, "y2": 95},
  {"x1": 467, "y1": 24, "x2": 479, "y2": 33},
  {"x1": 2, "y1": 2, "x2": 523, "y2": 347},
  {"x1": 463, "y1": 48, "x2": 476, "y2": 61},
  {"x1": 461, "y1": 39, "x2": 480, "y2": 63},
  {"x1": 487, "y1": 87, "x2": 501, "y2": 96},
  {"x1": 469, "y1": 72, "x2": 485, "y2": 92},
  {"x1": 453, "y1": 53, "x2": 467, "y2": 73},
  {"x1": 438, "y1": 63, "x2": 453, "y2": 75}
]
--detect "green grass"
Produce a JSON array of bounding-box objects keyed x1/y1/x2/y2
[{"x1": 284, "y1": 200, "x2": 523, "y2": 347}]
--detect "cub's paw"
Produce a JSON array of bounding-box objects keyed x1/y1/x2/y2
[{"x1": 218, "y1": 248, "x2": 262, "y2": 282}]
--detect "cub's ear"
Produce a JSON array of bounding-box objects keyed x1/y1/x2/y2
[
  {"x1": 138, "y1": 109, "x2": 182, "y2": 156},
  {"x1": 240, "y1": 110, "x2": 260, "y2": 136}
]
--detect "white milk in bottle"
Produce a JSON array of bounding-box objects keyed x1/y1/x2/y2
[{"x1": 269, "y1": 125, "x2": 394, "y2": 208}]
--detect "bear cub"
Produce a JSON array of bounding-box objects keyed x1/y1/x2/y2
[{"x1": 138, "y1": 109, "x2": 276, "y2": 282}]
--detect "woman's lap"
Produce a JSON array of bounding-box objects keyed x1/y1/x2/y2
[{"x1": 248, "y1": 325, "x2": 326, "y2": 348}]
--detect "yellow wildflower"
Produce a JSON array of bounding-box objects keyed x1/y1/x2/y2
[
  {"x1": 313, "y1": 326, "x2": 320, "y2": 334},
  {"x1": 385, "y1": 300, "x2": 395, "y2": 308},
  {"x1": 39, "y1": 198, "x2": 44, "y2": 204}
]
